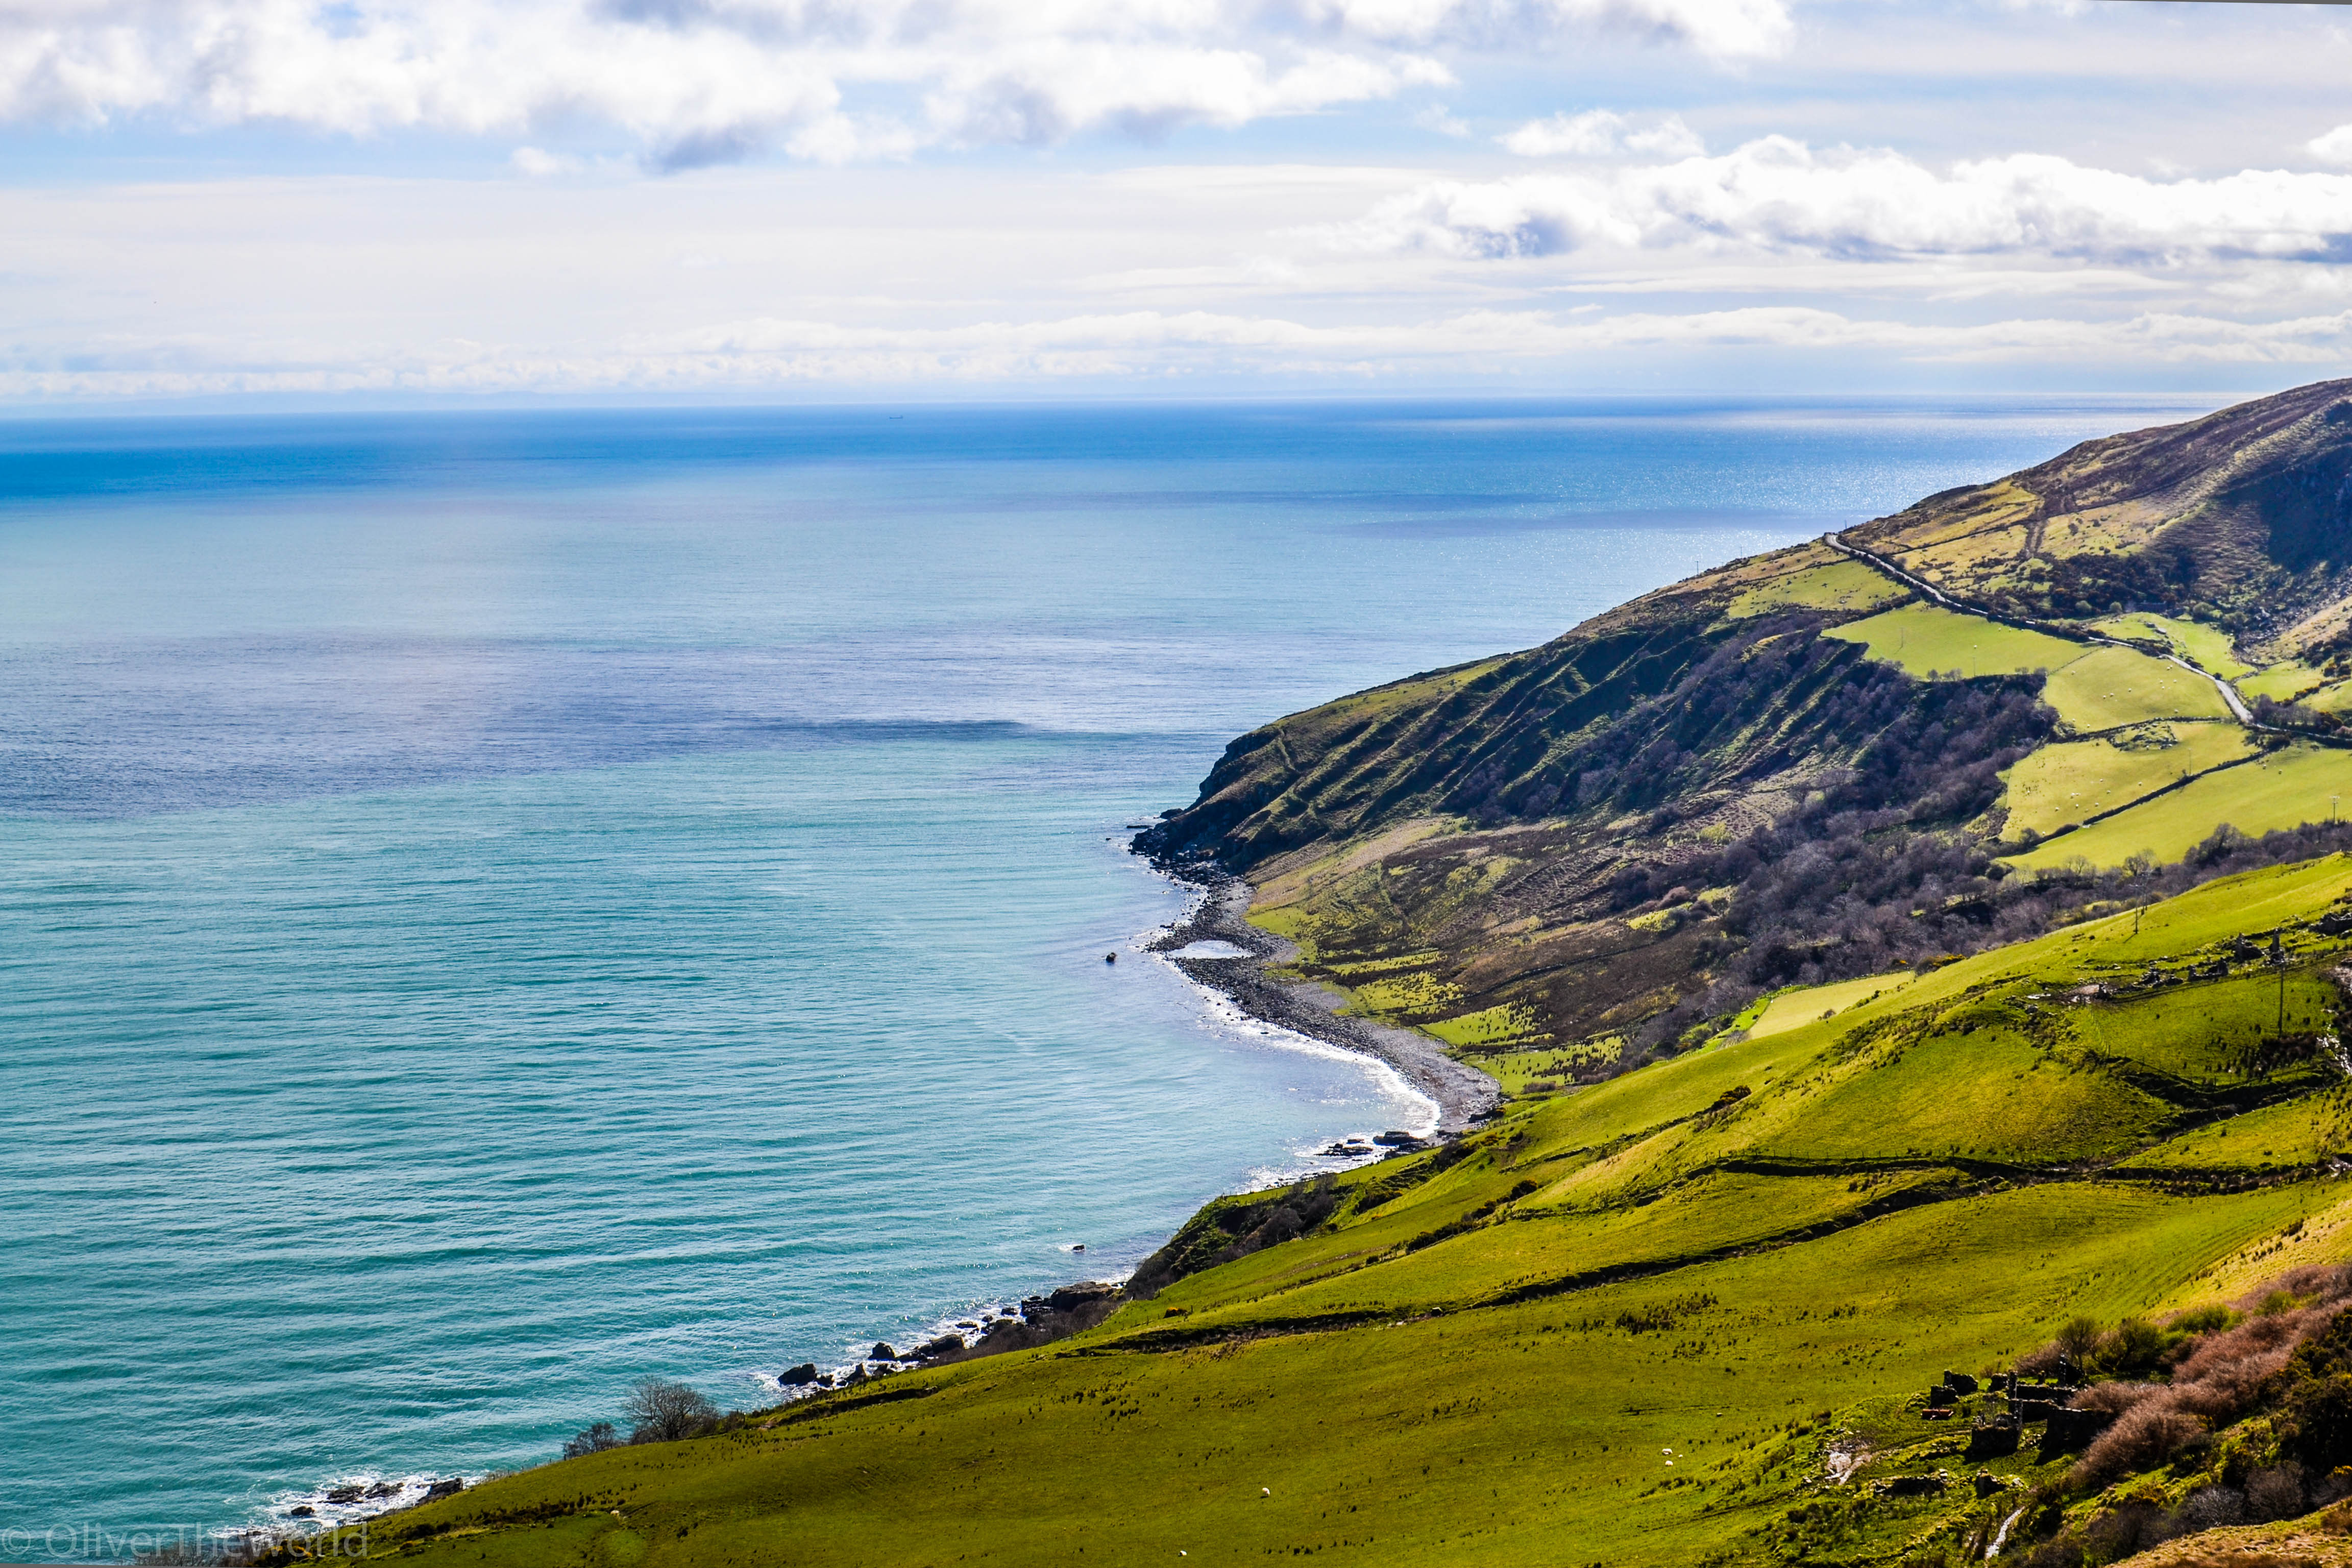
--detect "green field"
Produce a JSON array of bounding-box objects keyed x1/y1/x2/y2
[
  {"x1": 1999, "y1": 722, "x2": 2255, "y2": 841},
  {"x1": 1421, "y1": 1001, "x2": 1542, "y2": 1050},
  {"x1": 332, "y1": 860, "x2": 2352, "y2": 1568},
  {"x1": 2239, "y1": 659, "x2": 2331, "y2": 702},
  {"x1": 1738, "y1": 972, "x2": 1917, "y2": 1040},
  {"x1": 1824, "y1": 605, "x2": 2224, "y2": 733},
  {"x1": 1727, "y1": 559, "x2": 1909, "y2": 620},
  {"x1": 2092, "y1": 612, "x2": 2255, "y2": 678},
  {"x1": 2113, "y1": 1085, "x2": 2352, "y2": 1173},
  {"x1": 2071, "y1": 972, "x2": 2342, "y2": 1086},
  {"x1": 2039, "y1": 643, "x2": 2231, "y2": 730},
  {"x1": 1823, "y1": 603, "x2": 2082, "y2": 679},
  {"x1": 2006, "y1": 742, "x2": 2352, "y2": 871},
  {"x1": 1460, "y1": 1041, "x2": 1618, "y2": 1094}
]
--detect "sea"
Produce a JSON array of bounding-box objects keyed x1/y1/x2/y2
[{"x1": 0, "y1": 395, "x2": 2218, "y2": 1555}]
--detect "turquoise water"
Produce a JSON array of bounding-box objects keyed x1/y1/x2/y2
[{"x1": 0, "y1": 397, "x2": 2214, "y2": 1554}]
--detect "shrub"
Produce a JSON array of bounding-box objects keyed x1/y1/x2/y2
[
  {"x1": 2246, "y1": 1463, "x2": 2306, "y2": 1523},
  {"x1": 2070, "y1": 1407, "x2": 2205, "y2": 1491},
  {"x1": 2098, "y1": 1316, "x2": 2168, "y2": 1377},
  {"x1": 2084, "y1": 1498, "x2": 2176, "y2": 1561},
  {"x1": 2177, "y1": 1484, "x2": 2244, "y2": 1531}
]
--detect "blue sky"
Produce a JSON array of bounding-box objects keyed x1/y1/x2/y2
[{"x1": 5, "y1": 0, "x2": 2352, "y2": 403}]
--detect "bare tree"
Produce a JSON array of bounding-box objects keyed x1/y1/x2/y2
[
  {"x1": 562, "y1": 1420, "x2": 620, "y2": 1459},
  {"x1": 624, "y1": 1378, "x2": 719, "y2": 1444}
]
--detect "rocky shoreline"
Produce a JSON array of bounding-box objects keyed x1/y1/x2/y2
[
  {"x1": 755, "y1": 845, "x2": 1500, "y2": 1400},
  {"x1": 1139, "y1": 855, "x2": 1501, "y2": 1135}
]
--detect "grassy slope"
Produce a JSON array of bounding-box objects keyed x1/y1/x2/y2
[
  {"x1": 1823, "y1": 604, "x2": 2080, "y2": 679},
  {"x1": 2042, "y1": 645, "x2": 2231, "y2": 730},
  {"x1": 1729, "y1": 560, "x2": 1909, "y2": 620},
  {"x1": 1742, "y1": 973, "x2": 1918, "y2": 1041},
  {"x1": 2094, "y1": 614, "x2": 2258, "y2": 680},
  {"x1": 2007, "y1": 743, "x2": 2352, "y2": 871},
  {"x1": 1820, "y1": 608, "x2": 2223, "y2": 733},
  {"x1": 336, "y1": 859, "x2": 2352, "y2": 1568},
  {"x1": 2000, "y1": 723, "x2": 2256, "y2": 842}
]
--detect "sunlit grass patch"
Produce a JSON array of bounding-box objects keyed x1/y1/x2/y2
[
  {"x1": 1739, "y1": 972, "x2": 1918, "y2": 1040},
  {"x1": 2005, "y1": 744, "x2": 2352, "y2": 870},
  {"x1": 1424, "y1": 1002, "x2": 1544, "y2": 1051},
  {"x1": 2000, "y1": 722, "x2": 2255, "y2": 841},
  {"x1": 1472, "y1": 1048, "x2": 1588, "y2": 1095},
  {"x1": 1727, "y1": 559, "x2": 1908, "y2": 620},
  {"x1": 2240, "y1": 660, "x2": 2331, "y2": 703},
  {"x1": 2114, "y1": 1087, "x2": 2352, "y2": 1174},
  {"x1": 2040, "y1": 643, "x2": 2232, "y2": 731},
  {"x1": 2072, "y1": 972, "x2": 2341, "y2": 1086},
  {"x1": 1824, "y1": 603, "x2": 2082, "y2": 680},
  {"x1": 2093, "y1": 612, "x2": 2255, "y2": 678},
  {"x1": 1749, "y1": 1026, "x2": 2172, "y2": 1165}
]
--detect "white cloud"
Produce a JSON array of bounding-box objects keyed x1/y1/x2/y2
[
  {"x1": 0, "y1": 0, "x2": 1783, "y2": 167},
  {"x1": 1500, "y1": 109, "x2": 1703, "y2": 158},
  {"x1": 2310, "y1": 124, "x2": 2352, "y2": 166},
  {"x1": 510, "y1": 146, "x2": 581, "y2": 177},
  {"x1": 1327, "y1": 136, "x2": 2352, "y2": 263},
  {"x1": 1283, "y1": 0, "x2": 1791, "y2": 59}
]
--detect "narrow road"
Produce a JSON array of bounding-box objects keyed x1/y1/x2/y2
[
  {"x1": 1822, "y1": 532, "x2": 1965, "y2": 612},
  {"x1": 2173, "y1": 654, "x2": 2256, "y2": 723},
  {"x1": 1823, "y1": 531, "x2": 2259, "y2": 730}
]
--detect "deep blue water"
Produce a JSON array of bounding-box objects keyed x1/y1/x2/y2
[{"x1": 0, "y1": 396, "x2": 2219, "y2": 1557}]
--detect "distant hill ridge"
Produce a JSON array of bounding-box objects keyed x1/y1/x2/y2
[{"x1": 1849, "y1": 377, "x2": 2352, "y2": 648}]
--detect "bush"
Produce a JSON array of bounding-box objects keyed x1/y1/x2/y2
[
  {"x1": 2178, "y1": 1485, "x2": 2244, "y2": 1531},
  {"x1": 561, "y1": 1420, "x2": 621, "y2": 1459},
  {"x1": 624, "y1": 1378, "x2": 719, "y2": 1444},
  {"x1": 2246, "y1": 1463, "x2": 2307, "y2": 1523},
  {"x1": 2099, "y1": 1316, "x2": 2168, "y2": 1377},
  {"x1": 2071, "y1": 1407, "x2": 2205, "y2": 1491},
  {"x1": 2084, "y1": 1498, "x2": 2176, "y2": 1561}
]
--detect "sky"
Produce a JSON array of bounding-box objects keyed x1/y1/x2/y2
[{"x1": 5, "y1": 0, "x2": 2352, "y2": 403}]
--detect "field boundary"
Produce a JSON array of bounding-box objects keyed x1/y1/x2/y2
[{"x1": 2013, "y1": 750, "x2": 2269, "y2": 850}]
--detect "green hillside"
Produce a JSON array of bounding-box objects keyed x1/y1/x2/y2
[
  {"x1": 310, "y1": 859, "x2": 2352, "y2": 1568},
  {"x1": 1136, "y1": 381, "x2": 2352, "y2": 1072}
]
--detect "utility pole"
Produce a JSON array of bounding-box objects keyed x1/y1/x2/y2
[{"x1": 2277, "y1": 933, "x2": 2288, "y2": 1040}]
